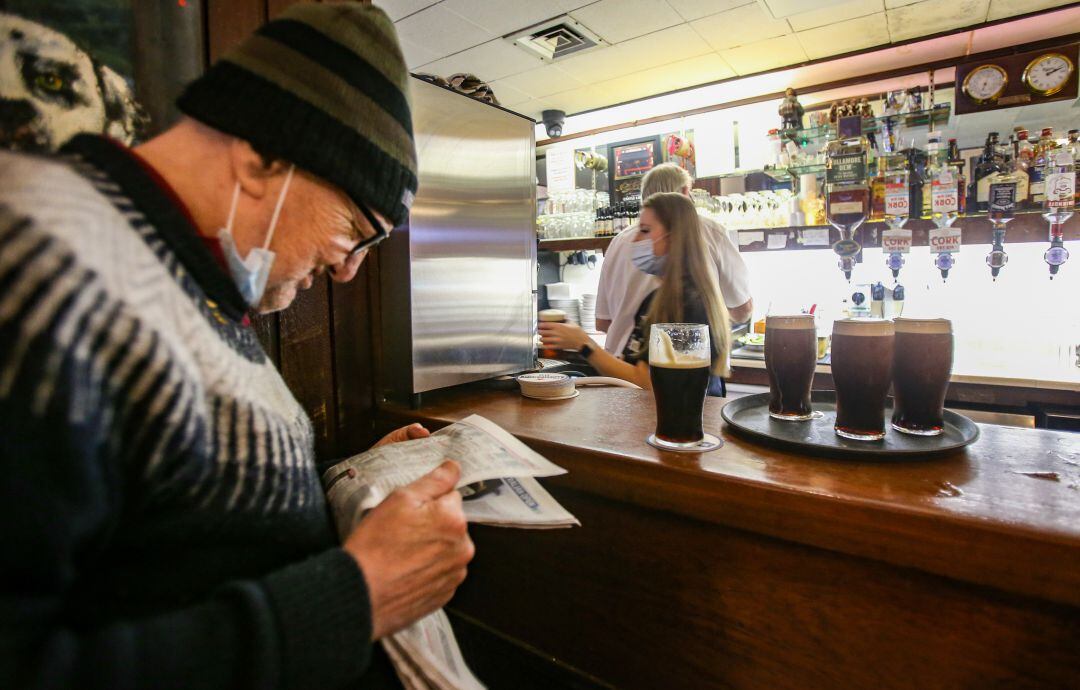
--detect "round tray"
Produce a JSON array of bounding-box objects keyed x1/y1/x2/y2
[{"x1": 720, "y1": 391, "x2": 979, "y2": 459}]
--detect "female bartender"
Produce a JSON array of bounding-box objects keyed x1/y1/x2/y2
[{"x1": 540, "y1": 192, "x2": 731, "y2": 394}]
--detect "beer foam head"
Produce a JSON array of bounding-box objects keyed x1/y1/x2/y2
[
  {"x1": 649, "y1": 325, "x2": 709, "y2": 368},
  {"x1": 894, "y1": 317, "x2": 952, "y2": 335},
  {"x1": 832, "y1": 318, "x2": 895, "y2": 336},
  {"x1": 538, "y1": 309, "x2": 566, "y2": 322},
  {"x1": 766, "y1": 314, "x2": 816, "y2": 330}
]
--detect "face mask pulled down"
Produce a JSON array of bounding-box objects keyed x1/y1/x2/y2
[
  {"x1": 630, "y1": 236, "x2": 666, "y2": 276},
  {"x1": 218, "y1": 165, "x2": 295, "y2": 307}
]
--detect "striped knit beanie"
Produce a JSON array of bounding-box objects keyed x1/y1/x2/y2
[{"x1": 177, "y1": 2, "x2": 417, "y2": 227}]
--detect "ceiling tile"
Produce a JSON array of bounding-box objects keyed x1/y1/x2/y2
[
  {"x1": 399, "y1": 38, "x2": 442, "y2": 69},
  {"x1": 542, "y1": 83, "x2": 622, "y2": 115},
  {"x1": 493, "y1": 64, "x2": 585, "y2": 98},
  {"x1": 664, "y1": 0, "x2": 753, "y2": 22},
  {"x1": 970, "y1": 6, "x2": 1080, "y2": 52},
  {"x1": 987, "y1": 0, "x2": 1078, "y2": 21},
  {"x1": 511, "y1": 97, "x2": 556, "y2": 121},
  {"x1": 599, "y1": 53, "x2": 737, "y2": 103},
  {"x1": 488, "y1": 83, "x2": 533, "y2": 106},
  {"x1": 394, "y1": 5, "x2": 492, "y2": 60},
  {"x1": 569, "y1": 0, "x2": 683, "y2": 43},
  {"x1": 884, "y1": 0, "x2": 922, "y2": 7},
  {"x1": 442, "y1": 0, "x2": 569, "y2": 36},
  {"x1": 719, "y1": 33, "x2": 809, "y2": 75},
  {"x1": 786, "y1": 0, "x2": 884, "y2": 32},
  {"x1": 416, "y1": 39, "x2": 545, "y2": 82},
  {"x1": 691, "y1": 4, "x2": 792, "y2": 51},
  {"x1": 796, "y1": 13, "x2": 890, "y2": 60},
  {"x1": 380, "y1": 0, "x2": 439, "y2": 22},
  {"x1": 887, "y1": 0, "x2": 990, "y2": 42},
  {"x1": 555, "y1": 24, "x2": 713, "y2": 83}
]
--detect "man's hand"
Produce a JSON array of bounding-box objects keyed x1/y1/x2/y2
[
  {"x1": 373, "y1": 423, "x2": 431, "y2": 448},
  {"x1": 344, "y1": 460, "x2": 474, "y2": 640}
]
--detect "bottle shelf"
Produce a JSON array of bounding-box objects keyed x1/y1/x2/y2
[
  {"x1": 731, "y1": 210, "x2": 1078, "y2": 253},
  {"x1": 779, "y1": 105, "x2": 953, "y2": 144}
]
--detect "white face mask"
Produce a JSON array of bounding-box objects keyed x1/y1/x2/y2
[
  {"x1": 630, "y1": 236, "x2": 666, "y2": 276},
  {"x1": 218, "y1": 165, "x2": 295, "y2": 308}
]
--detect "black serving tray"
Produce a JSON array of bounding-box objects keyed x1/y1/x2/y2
[{"x1": 720, "y1": 391, "x2": 979, "y2": 459}]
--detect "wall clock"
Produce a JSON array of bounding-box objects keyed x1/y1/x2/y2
[{"x1": 1022, "y1": 52, "x2": 1074, "y2": 97}]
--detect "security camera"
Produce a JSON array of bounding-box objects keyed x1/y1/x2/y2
[{"x1": 542, "y1": 109, "x2": 565, "y2": 138}]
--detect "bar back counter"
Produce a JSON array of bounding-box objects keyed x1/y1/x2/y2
[{"x1": 379, "y1": 386, "x2": 1080, "y2": 690}]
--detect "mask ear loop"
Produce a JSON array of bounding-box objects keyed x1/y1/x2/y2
[
  {"x1": 225, "y1": 182, "x2": 242, "y2": 233},
  {"x1": 262, "y1": 164, "x2": 296, "y2": 250}
]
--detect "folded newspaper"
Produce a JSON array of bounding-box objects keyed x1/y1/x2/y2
[{"x1": 323, "y1": 414, "x2": 580, "y2": 690}]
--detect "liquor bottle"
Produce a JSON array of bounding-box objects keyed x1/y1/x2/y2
[
  {"x1": 984, "y1": 152, "x2": 1023, "y2": 279},
  {"x1": 1042, "y1": 150, "x2": 1075, "y2": 278},
  {"x1": 947, "y1": 138, "x2": 961, "y2": 164},
  {"x1": 973, "y1": 132, "x2": 1002, "y2": 213},
  {"x1": 601, "y1": 206, "x2": 612, "y2": 237},
  {"x1": 1030, "y1": 127, "x2": 1059, "y2": 205},
  {"x1": 870, "y1": 158, "x2": 887, "y2": 221},
  {"x1": 594, "y1": 207, "x2": 602, "y2": 237},
  {"x1": 1069, "y1": 129, "x2": 1080, "y2": 206},
  {"x1": 928, "y1": 134, "x2": 960, "y2": 227},
  {"x1": 1014, "y1": 129, "x2": 1034, "y2": 207},
  {"x1": 825, "y1": 128, "x2": 870, "y2": 281}
]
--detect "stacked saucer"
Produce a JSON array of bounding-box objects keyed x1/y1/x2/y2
[
  {"x1": 579, "y1": 293, "x2": 597, "y2": 332},
  {"x1": 548, "y1": 298, "x2": 580, "y2": 324}
]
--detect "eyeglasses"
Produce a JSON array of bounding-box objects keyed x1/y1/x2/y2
[{"x1": 347, "y1": 199, "x2": 391, "y2": 257}]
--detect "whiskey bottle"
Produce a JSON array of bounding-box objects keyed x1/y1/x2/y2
[
  {"x1": 973, "y1": 132, "x2": 1002, "y2": 213},
  {"x1": 1030, "y1": 127, "x2": 1059, "y2": 205},
  {"x1": 825, "y1": 130, "x2": 870, "y2": 281}
]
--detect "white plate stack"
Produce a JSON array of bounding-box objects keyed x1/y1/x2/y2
[
  {"x1": 546, "y1": 282, "x2": 580, "y2": 325},
  {"x1": 548, "y1": 299, "x2": 580, "y2": 324},
  {"x1": 579, "y1": 293, "x2": 597, "y2": 332}
]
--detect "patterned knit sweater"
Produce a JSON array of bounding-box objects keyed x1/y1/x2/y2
[{"x1": 0, "y1": 135, "x2": 374, "y2": 690}]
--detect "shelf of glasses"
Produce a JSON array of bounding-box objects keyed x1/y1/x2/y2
[
  {"x1": 729, "y1": 210, "x2": 1078, "y2": 253},
  {"x1": 778, "y1": 105, "x2": 952, "y2": 144}
]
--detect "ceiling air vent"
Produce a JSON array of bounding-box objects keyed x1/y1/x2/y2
[{"x1": 507, "y1": 17, "x2": 608, "y2": 63}]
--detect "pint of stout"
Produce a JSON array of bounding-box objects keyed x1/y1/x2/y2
[
  {"x1": 764, "y1": 314, "x2": 817, "y2": 421},
  {"x1": 648, "y1": 323, "x2": 711, "y2": 449},
  {"x1": 831, "y1": 319, "x2": 895, "y2": 441},
  {"x1": 892, "y1": 318, "x2": 953, "y2": 436}
]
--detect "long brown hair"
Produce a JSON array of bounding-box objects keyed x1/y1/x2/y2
[{"x1": 642, "y1": 192, "x2": 731, "y2": 377}]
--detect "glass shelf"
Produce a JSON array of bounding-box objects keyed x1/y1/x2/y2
[{"x1": 779, "y1": 105, "x2": 952, "y2": 143}]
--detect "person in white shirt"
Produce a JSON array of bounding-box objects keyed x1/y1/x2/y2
[{"x1": 595, "y1": 163, "x2": 753, "y2": 356}]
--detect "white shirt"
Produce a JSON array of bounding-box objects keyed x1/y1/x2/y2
[{"x1": 595, "y1": 215, "x2": 752, "y2": 356}]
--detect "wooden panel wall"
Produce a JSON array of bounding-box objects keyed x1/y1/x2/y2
[{"x1": 204, "y1": 0, "x2": 381, "y2": 461}]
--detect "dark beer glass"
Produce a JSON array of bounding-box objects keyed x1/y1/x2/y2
[
  {"x1": 764, "y1": 314, "x2": 817, "y2": 421},
  {"x1": 648, "y1": 323, "x2": 711, "y2": 449},
  {"x1": 831, "y1": 319, "x2": 895, "y2": 441},
  {"x1": 892, "y1": 318, "x2": 953, "y2": 436}
]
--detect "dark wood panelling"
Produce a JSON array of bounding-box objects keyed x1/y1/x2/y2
[
  {"x1": 206, "y1": 0, "x2": 265, "y2": 62},
  {"x1": 278, "y1": 276, "x2": 337, "y2": 458},
  {"x1": 331, "y1": 253, "x2": 381, "y2": 457},
  {"x1": 452, "y1": 489, "x2": 1080, "y2": 690}
]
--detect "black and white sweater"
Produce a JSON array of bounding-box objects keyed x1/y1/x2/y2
[{"x1": 0, "y1": 135, "x2": 373, "y2": 690}]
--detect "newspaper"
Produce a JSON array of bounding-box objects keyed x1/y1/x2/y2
[{"x1": 322, "y1": 414, "x2": 580, "y2": 689}]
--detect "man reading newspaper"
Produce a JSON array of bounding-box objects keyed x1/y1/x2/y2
[{"x1": 325, "y1": 415, "x2": 579, "y2": 689}]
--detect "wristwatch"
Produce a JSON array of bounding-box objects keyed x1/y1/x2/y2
[{"x1": 579, "y1": 343, "x2": 594, "y2": 358}]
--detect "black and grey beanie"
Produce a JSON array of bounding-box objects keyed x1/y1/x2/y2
[{"x1": 177, "y1": 2, "x2": 417, "y2": 227}]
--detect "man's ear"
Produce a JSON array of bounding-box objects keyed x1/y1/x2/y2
[
  {"x1": 95, "y1": 62, "x2": 149, "y2": 144},
  {"x1": 229, "y1": 138, "x2": 290, "y2": 199}
]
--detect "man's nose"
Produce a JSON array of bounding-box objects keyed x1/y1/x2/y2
[
  {"x1": 329, "y1": 251, "x2": 366, "y2": 283},
  {"x1": 0, "y1": 98, "x2": 37, "y2": 130}
]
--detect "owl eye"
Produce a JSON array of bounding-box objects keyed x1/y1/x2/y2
[{"x1": 35, "y1": 73, "x2": 63, "y2": 92}]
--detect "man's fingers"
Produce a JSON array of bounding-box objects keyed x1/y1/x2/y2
[
  {"x1": 406, "y1": 460, "x2": 461, "y2": 501},
  {"x1": 406, "y1": 423, "x2": 430, "y2": 440}
]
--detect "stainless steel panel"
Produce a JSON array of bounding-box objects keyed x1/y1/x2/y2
[{"x1": 388, "y1": 79, "x2": 536, "y2": 395}]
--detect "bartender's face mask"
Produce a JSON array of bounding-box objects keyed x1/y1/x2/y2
[
  {"x1": 218, "y1": 165, "x2": 295, "y2": 307},
  {"x1": 631, "y1": 208, "x2": 667, "y2": 276}
]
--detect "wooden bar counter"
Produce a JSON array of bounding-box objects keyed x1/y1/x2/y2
[{"x1": 377, "y1": 386, "x2": 1080, "y2": 690}]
